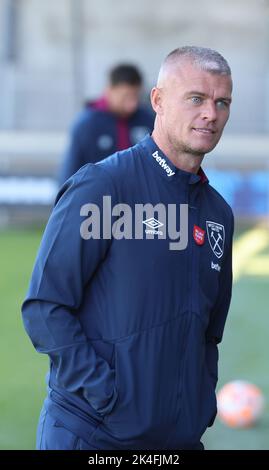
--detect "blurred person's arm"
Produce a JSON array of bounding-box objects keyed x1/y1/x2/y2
[
  {"x1": 58, "y1": 110, "x2": 94, "y2": 186},
  {"x1": 21, "y1": 164, "x2": 118, "y2": 416}
]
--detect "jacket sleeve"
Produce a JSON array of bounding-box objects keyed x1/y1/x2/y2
[
  {"x1": 21, "y1": 163, "x2": 118, "y2": 416},
  {"x1": 58, "y1": 111, "x2": 92, "y2": 186},
  {"x1": 205, "y1": 211, "x2": 234, "y2": 425}
]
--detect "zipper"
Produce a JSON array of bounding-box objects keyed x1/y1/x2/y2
[
  {"x1": 163, "y1": 311, "x2": 189, "y2": 452},
  {"x1": 175, "y1": 185, "x2": 196, "y2": 418},
  {"x1": 164, "y1": 184, "x2": 192, "y2": 447}
]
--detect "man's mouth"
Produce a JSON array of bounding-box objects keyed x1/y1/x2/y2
[{"x1": 193, "y1": 128, "x2": 216, "y2": 134}]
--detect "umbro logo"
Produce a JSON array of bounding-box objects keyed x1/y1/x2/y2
[
  {"x1": 143, "y1": 217, "x2": 163, "y2": 229},
  {"x1": 143, "y1": 217, "x2": 164, "y2": 235}
]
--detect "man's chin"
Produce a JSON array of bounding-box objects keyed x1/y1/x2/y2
[
  {"x1": 196, "y1": 145, "x2": 216, "y2": 155},
  {"x1": 182, "y1": 146, "x2": 212, "y2": 157},
  {"x1": 189, "y1": 141, "x2": 219, "y2": 156}
]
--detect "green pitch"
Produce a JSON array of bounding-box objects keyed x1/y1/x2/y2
[
  {"x1": 0, "y1": 228, "x2": 48, "y2": 450},
  {"x1": 0, "y1": 224, "x2": 268, "y2": 449},
  {"x1": 204, "y1": 223, "x2": 269, "y2": 449}
]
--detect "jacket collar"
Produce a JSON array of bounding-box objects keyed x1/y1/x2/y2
[{"x1": 140, "y1": 134, "x2": 209, "y2": 186}]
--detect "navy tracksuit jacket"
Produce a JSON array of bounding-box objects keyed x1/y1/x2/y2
[
  {"x1": 58, "y1": 98, "x2": 154, "y2": 186},
  {"x1": 22, "y1": 134, "x2": 234, "y2": 450}
]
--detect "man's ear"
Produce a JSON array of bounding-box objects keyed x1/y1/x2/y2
[{"x1": 150, "y1": 87, "x2": 163, "y2": 115}]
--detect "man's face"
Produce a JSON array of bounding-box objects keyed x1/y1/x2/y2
[
  {"x1": 153, "y1": 60, "x2": 232, "y2": 155},
  {"x1": 107, "y1": 83, "x2": 141, "y2": 118}
]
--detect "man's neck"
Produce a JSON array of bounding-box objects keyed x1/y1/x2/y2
[{"x1": 151, "y1": 130, "x2": 204, "y2": 175}]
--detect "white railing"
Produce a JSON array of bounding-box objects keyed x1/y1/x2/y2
[{"x1": 0, "y1": 131, "x2": 269, "y2": 175}]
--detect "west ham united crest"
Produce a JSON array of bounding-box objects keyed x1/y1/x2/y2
[{"x1": 206, "y1": 221, "x2": 225, "y2": 258}]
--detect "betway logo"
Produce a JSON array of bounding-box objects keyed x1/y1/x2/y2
[
  {"x1": 152, "y1": 151, "x2": 175, "y2": 177},
  {"x1": 211, "y1": 261, "x2": 221, "y2": 272}
]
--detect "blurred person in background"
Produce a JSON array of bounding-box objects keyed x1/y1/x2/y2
[
  {"x1": 22, "y1": 46, "x2": 234, "y2": 450},
  {"x1": 58, "y1": 63, "x2": 154, "y2": 185}
]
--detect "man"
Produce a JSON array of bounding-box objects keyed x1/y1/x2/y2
[
  {"x1": 58, "y1": 63, "x2": 154, "y2": 185},
  {"x1": 22, "y1": 46, "x2": 234, "y2": 450}
]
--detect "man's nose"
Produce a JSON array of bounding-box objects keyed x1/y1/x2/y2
[{"x1": 201, "y1": 101, "x2": 217, "y2": 121}]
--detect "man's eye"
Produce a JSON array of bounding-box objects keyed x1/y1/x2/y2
[
  {"x1": 191, "y1": 96, "x2": 202, "y2": 104},
  {"x1": 216, "y1": 100, "x2": 229, "y2": 109}
]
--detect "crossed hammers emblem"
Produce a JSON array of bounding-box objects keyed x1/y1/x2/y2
[
  {"x1": 211, "y1": 231, "x2": 223, "y2": 253},
  {"x1": 206, "y1": 221, "x2": 225, "y2": 258}
]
